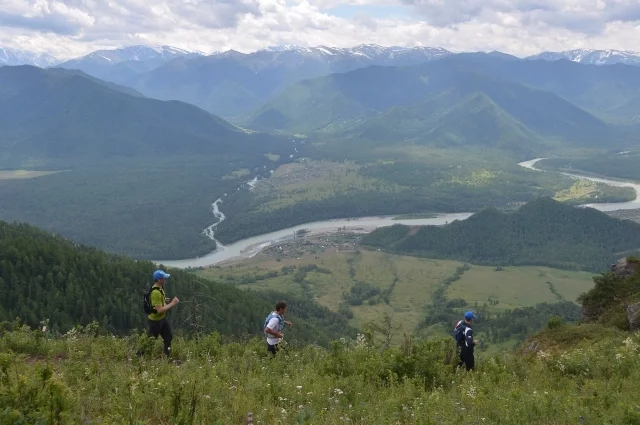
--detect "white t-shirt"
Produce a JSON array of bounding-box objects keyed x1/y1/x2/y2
[{"x1": 266, "y1": 316, "x2": 283, "y2": 345}]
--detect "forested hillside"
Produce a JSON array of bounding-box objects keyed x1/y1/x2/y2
[
  {"x1": 0, "y1": 220, "x2": 355, "y2": 345},
  {"x1": 361, "y1": 198, "x2": 640, "y2": 271}
]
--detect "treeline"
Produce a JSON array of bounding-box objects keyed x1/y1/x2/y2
[
  {"x1": 0, "y1": 220, "x2": 355, "y2": 346},
  {"x1": 362, "y1": 198, "x2": 640, "y2": 272}
]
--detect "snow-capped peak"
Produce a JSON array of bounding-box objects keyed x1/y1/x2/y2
[
  {"x1": 0, "y1": 47, "x2": 59, "y2": 67},
  {"x1": 259, "y1": 45, "x2": 303, "y2": 52},
  {"x1": 527, "y1": 49, "x2": 640, "y2": 66},
  {"x1": 249, "y1": 44, "x2": 452, "y2": 61},
  {"x1": 64, "y1": 45, "x2": 203, "y2": 65}
]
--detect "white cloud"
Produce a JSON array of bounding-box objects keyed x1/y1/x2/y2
[{"x1": 0, "y1": 0, "x2": 639, "y2": 59}]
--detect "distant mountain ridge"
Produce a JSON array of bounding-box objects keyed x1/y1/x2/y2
[
  {"x1": 0, "y1": 47, "x2": 59, "y2": 67},
  {"x1": 255, "y1": 44, "x2": 453, "y2": 62},
  {"x1": 527, "y1": 49, "x2": 640, "y2": 66},
  {"x1": 122, "y1": 44, "x2": 454, "y2": 117},
  {"x1": 54, "y1": 45, "x2": 204, "y2": 84},
  {"x1": 58, "y1": 45, "x2": 203, "y2": 67}
]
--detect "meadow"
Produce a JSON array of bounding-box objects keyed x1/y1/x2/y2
[{"x1": 197, "y1": 250, "x2": 595, "y2": 337}]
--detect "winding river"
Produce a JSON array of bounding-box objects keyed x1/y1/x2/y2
[
  {"x1": 155, "y1": 158, "x2": 640, "y2": 269},
  {"x1": 519, "y1": 158, "x2": 640, "y2": 212}
]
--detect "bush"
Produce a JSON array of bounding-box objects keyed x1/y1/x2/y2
[{"x1": 547, "y1": 315, "x2": 564, "y2": 329}]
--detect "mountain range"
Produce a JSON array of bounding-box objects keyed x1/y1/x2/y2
[
  {"x1": 527, "y1": 49, "x2": 640, "y2": 66},
  {"x1": 3, "y1": 43, "x2": 640, "y2": 120},
  {"x1": 117, "y1": 44, "x2": 453, "y2": 118},
  {"x1": 55, "y1": 45, "x2": 205, "y2": 83},
  {"x1": 248, "y1": 54, "x2": 640, "y2": 154}
]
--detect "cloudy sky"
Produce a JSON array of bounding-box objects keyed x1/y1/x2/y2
[{"x1": 1, "y1": 0, "x2": 639, "y2": 59}]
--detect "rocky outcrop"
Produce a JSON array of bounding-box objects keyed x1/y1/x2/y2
[
  {"x1": 611, "y1": 257, "x2": 640, "y2": 279},
  {"x1": 627, "y1": 303, "x2": 640, "y2": 331},
  {"x1": 611, "y1": 258, "x2": 640, "y2": 330},
  {"x1": 580, "y1": 257, "x2": 640, "y2": 325}
]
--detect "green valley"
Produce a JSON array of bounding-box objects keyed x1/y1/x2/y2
[{"x1": 214, "y1": 149, "x2": 634, "y2": 245}]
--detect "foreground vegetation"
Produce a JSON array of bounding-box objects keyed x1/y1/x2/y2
[
  {"x1": 4, "y1": 258, "x2": 639, "y2": 424},
  {"x1": 2, "y1": 317, "x2": 640, "y2": 424}
]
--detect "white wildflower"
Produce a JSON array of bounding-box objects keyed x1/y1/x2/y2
[{"x1": 467, "y1": 386, "x2": 476, "y2": 399}]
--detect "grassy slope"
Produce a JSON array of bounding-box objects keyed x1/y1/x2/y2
[{"x1": 3, "y1": 320, "x2": 638, "y2": 424}]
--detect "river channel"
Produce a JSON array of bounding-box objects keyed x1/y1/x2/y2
[{"x1": 155, "y1": 158, "x2": 640, "y2": 268}]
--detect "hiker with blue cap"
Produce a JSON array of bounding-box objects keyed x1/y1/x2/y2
[
  {"x1": 453, "y1": 311, "x2": 478, "y2": 371},
  {"x1": 143, "y1": 269, "x2": 180, "y2": 357}
]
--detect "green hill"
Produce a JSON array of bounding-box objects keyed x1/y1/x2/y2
[
  {"x1": 361, "y1": 198, "x2": 640, "y2": 271},
  {"x1": 0, "y1": 219, "x2": 355, "y2": 345},
  {"x1": 0, "y1": 66, "x2": 288, "y2": 167}
]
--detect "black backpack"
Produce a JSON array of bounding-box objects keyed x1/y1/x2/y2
[
  {"x1": 453, "y1": 322, "x2": 467, "y2": 346},
  {"x1": 143, "y1": 287, "x2": 162, "y2": 314}
]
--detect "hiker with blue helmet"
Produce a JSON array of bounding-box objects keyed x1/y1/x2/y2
[
  {"x1": 264, "y1": 301, "x2": 292, "y2": 355},
  {"x1": 453, "y1": 311, "x2": 478, "y2": 371},
  {"x1": 146, "y1": 269, "x2": 180, "y2": 357}
]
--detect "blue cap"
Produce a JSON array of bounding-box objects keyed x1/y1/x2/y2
[
  {"x1": 464, "y1": 311, "x2": 477, "y2": 320},
  {"x1": 153, "y1": 270, "x2": 170, "y2": 281}
]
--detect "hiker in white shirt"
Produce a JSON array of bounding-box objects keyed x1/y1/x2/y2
[{"x1": 264, "y1": 301, "x2": 292, "y2": 355}]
